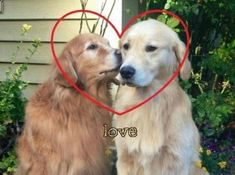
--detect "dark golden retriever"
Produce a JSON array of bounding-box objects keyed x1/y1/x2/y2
[{"x1": 15, "y1": 33, "x2": 122, "y2": 175}]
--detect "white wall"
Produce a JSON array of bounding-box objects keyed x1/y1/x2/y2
[{"x1": 97, "y1": 0, "x2": 122, "y2": 48}]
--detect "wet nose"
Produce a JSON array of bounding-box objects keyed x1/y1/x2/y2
[{"x1": 120, "y1": 66, "x2": 136, "y2": 79}]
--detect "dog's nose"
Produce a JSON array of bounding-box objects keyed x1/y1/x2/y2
[
  {"x1": 114, "y1": 49, "x2": 122, "y2": 63},
  {"x1": 120, "y1": 66, "x2": 136, "y2": 79}
]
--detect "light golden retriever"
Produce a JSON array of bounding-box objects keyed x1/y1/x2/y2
[
  {"x1": 15, "y1": 33, "x2": 122, "y2": 175},
  {"x1": 113, "y1": 19, "x2": 208, "y2": 175}
]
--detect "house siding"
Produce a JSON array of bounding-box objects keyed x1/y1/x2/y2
[
  {"x1": 0, "y1": 0, "x2": 97, "y2": 97},
  {"x1": 0, "y1": 0, "x2": 126, "y2": 98}
]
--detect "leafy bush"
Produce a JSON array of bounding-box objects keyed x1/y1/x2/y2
[
  {"x1": 0, "y1": 24, "x2": 41, "y2": 175},
  {"x1": 0, "y1": 150, "x2": 17, "y2": 175}
]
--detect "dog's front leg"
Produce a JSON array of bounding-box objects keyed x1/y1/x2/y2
[
  {"x1": 149, "y1": 149, "x2": 190, "y2": 175},
  {"x1": 143, "y1": 164, "x2": 153, "y2": 175},
  {"x1": 116, "y1": 148, "x2": 139, "y2": 175},
  {"x1": 116, "y1": 155, "x2": 133, "y2": 175}
]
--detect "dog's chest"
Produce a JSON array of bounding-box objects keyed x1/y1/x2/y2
[
  {"x1": 114, "y1": 101, "x2": 166, "y2": 156},
  {"x1": 56, "y1": 106, "x2": 111, "y2": 158},
  {"x1": 114, "y1": 86, "x2": 175, "y2": 155}
]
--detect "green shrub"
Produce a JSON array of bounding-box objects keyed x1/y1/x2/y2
[
  {"x1": 0, "y1": 24, "x2": 41, "y2": 175},
  {"x1": 0, "y1": 150, "x2": 17, "y2": 175}
]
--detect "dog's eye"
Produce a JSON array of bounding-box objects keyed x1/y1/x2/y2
[
  {"x1": 123, "y1": 43, "x2": 129, "y2": 50},
  {"x1": 87, "y1": 44, "x2": 98, "y2": 50},
  {"x1": 145, "y1": 45, "x2": 158, "y2": 52}
]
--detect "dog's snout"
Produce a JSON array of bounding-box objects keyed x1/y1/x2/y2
[{"x1": 120, "y1": 66, "x2": 136, "y2": 79}]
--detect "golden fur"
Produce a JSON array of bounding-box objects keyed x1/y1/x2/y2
[
  {"x1": 114, "y1": 20, "x2": 208, "y2": 175},
  {"x1": 15, "y1": 33, "x2": 121, "y2": 175}
]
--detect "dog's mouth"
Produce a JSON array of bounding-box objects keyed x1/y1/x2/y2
[{"x1": 99, "y1": 65, "x2": 121, "y2": 75}]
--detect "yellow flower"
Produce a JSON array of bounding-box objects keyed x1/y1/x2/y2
[
  {"x1": 218, "y1": 161, "x2": 227, "y2": 169},
  {"x1": 202, "y1": 167, "x2": 208, "y2": 172},
  {"x1": 199, "y1": 147, "x2": 203, "y2": 153},
  {"x1": 206, "y1": 149, "x2": 212, "y2": 156},
  {"x1": 195, "y1": 160, "x2": 202, "y2": 168},
  {"x1": 21, "y1": 24, "x2": 32, "y2": 34}
]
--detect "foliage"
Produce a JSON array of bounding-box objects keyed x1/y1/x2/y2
[
  {"x1": 190, "y1": 41, "x2": 235, "y2": 174},
  {"x1": 199, "y1": 147, "x2": 234, "y2": 175},
  {"x1": 0, "y1": 150, "x2": 17, "y2": 175},
  {"x1": 140, "y1": 0, "x2": 235, "y2": 174},
  {"x1": 0, "y1": 24, "x2": 41, "y2": 175}
]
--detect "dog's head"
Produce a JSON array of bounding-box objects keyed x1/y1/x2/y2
[
  {"x1": 53, "y1": 33, "x2": 122, "y2": 89},
  {"x1": 118, "y1": 19, "x2": 191, "y2": 87}
]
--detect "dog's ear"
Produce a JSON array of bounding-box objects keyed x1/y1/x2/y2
[
  {"x1": 174, "y1": 39, "x2": 191, "y2": 80},
  {"x1": 54, "y1": 49, "x2": 84, "y2": 89}
]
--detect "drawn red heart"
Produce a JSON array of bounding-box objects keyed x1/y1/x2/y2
[{"x1": 50, "y1": 9, "x2": 190, "y2": 115}]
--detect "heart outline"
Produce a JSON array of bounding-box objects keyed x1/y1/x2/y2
[{"x1": 50, "y1": 9, "x2": 190, "y2": 116}]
